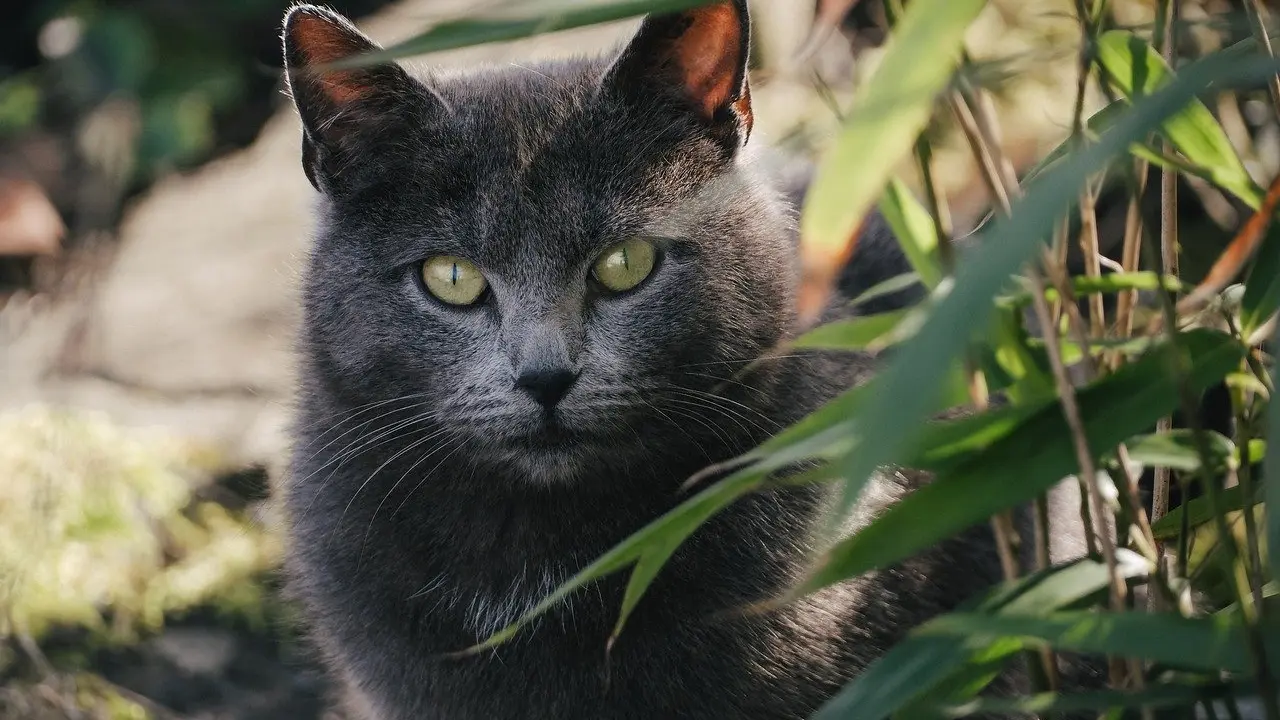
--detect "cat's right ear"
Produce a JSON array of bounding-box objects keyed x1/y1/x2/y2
[
  {"x1": 281, "y1": 5, "x2": 428, "y2": 193},
  {"x1": 603, "y1": 0, "x2": 753, "y2": 154}
]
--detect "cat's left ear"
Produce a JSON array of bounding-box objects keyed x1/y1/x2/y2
[
  {"x1": 604, "y1": 0, "x2": 753, "y2": 151},
  {"x1": 282, "y1": 5, "x2": 433, "y2": 194}
]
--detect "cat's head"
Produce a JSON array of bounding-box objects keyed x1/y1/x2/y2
[{"x1": 283, "y1": 1, "x2": 797, "y2": 487}]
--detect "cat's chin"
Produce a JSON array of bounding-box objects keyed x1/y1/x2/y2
[{"x1": 493, "y1": 443, "x2": 593, "y2": 486}]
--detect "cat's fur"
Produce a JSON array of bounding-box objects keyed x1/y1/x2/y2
[{"x1": 280, "y1": 3, "x2": 1071, "y2": 718}]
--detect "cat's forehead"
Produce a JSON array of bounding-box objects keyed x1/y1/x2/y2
[
  {"x1": 427, "y1": 58, "x2": 609, "y2": 163},
  {"x1": 399, "y1": 59, "x2": 729, "y2": 263}
]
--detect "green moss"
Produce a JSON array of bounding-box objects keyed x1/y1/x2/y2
[{"x1": 0, "y1": 404, "x2": 281, "y2": 643}]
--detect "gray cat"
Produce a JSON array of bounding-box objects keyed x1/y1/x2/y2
[{"x1": 280, "y1": 3, "x2": 1082, "y2": 718}]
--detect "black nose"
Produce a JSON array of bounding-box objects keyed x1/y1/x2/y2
[{"x1": 516, "y1": 367, "x2": 578, "y2": 409}]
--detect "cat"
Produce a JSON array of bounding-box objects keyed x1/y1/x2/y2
[{"x1": 279, "y1": 3, "x2": 1082, "y2": 718}]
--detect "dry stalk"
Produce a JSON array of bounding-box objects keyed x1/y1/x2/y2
[
  {"x1": 1151, "y1": 0, "x2": 1179, "y2": 591},
  {"x1": 950, "y1": 75, "x2": 1128, "y2": 687}
]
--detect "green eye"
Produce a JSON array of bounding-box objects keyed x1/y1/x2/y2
[
  {"x1": 592, "y1": 238, "x2": 656, "y2": 293},
  {"x1": 422, "y1": 256, "x2": 487, "y2": 306}
]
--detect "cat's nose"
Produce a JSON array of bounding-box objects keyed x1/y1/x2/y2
[{"x1": 515, "y1": 367, "x2": 579, "y2": 409}]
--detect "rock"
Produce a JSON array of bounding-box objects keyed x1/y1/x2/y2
[{"x1": 151, "y1": 628, "x2": 237, "y2": 676}]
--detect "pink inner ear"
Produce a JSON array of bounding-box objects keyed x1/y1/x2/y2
[
  {"x1": 289, "y1": 12, "x2": 375, "y2": 105},
  {"x1": 670, "y1": 5, "x2": 745, "y2": 119}
]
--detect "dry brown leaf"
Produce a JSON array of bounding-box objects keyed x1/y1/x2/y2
[
  {"x1": 1177, "y1": 171, "x2": 1280, "y2": 315},
  {"x1": 0, "y1": 178, "x2": 63, "y2": 257}
]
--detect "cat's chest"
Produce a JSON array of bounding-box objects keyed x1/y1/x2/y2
[{"x1": 402, "y1": 608, "x2": 825, "y2": 720}]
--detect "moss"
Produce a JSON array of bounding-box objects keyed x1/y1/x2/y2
[{"x1": 0, "y1": 404, "x2": 281, "y2": 644}]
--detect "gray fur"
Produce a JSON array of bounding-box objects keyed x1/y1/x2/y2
[{"x1": 280, "y1": 4, "x2": 1090, "y2": 718}]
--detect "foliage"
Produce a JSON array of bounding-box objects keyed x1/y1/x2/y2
[{"x1": 0, "y1": 0, "x2": 390, "y2": 187}]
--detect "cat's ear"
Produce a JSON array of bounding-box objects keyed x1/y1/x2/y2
[
  {"x1": 604, "y1": 0, "x2": 753, "y2": 151},
  {"x1": 282, "y1": 5, "x2": 428, "y2": 193}
]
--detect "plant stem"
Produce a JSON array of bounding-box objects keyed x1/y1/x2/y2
[
  {"x1": 950, "y1": 75, "x2": 1127, "y2": 687},
  {"x1": 1112, "y1": 158, "x2": 1149, "y2": 365},
  {"x1": 1070, "y1": 0, "x2": 1106, "y2": 338},
  {"x1": 1243, "y1": 0, "x2": 1280, "y2": 119},
  {"x1": 913, "y1": 136, "x2": 954, "y2": 270},
  {"x1": 1152, "y1": 0, "x2": 1179, "y2": 595},
  {"x1": 1141, "y1": 221, "x2": 1280, "y2": 720}
]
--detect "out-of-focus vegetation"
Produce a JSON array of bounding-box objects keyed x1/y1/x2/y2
[
  {"x1": 0, "y1": 0, "x2": 389, "y2": 185},
  {"x1": 0, "y1": 405, "x2": 277, "y2": 642},
  {"x1": 0, "y1": 405, "x2": 281, "y2": 718}
]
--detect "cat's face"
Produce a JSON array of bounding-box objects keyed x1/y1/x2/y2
[{"x1": 286, "y1": 2, "x2": 794, "y2": 486}]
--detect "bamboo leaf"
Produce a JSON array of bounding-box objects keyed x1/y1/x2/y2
[
  {"x1": 1151, "y1": 484, "x2": 1256, "y2": 540},
  {"x1": 813, "y1": 558, "x2": 1146, "y2": 720},
  {"x1": 465, "y1": 466, "x2": 761, "y2": 652},
  {"x1": 1241, "y1": 222, "x2": 1280, "y2": 338},
  {"x1": 878, "y1": 179, "x2": 943, "y2": 289},
  {"x1": 1095, "y1": 30, "x2": 1263, "y2": 207},
  {"x1": 849, "y1": 271, "x2": 924, "y2": 309},
  {"x1": 936, "y1": 682, "x2": 1251, "y2": 718},
  {"x1": 801, "y1": 52, "x2": 1280, "y2": 582},
  {"x1": 799, "y1": 0, "x2": 987, "y2": 314},
  {"x1": 797, "y1": 330, "x2": 1243, "y2": 596},
  {"x1": 918, "y1": 611, "x2": 1277, "y2": 674},
  {"x1": 793, "y1": 310, "x2": 913, "y2": 351},
  {"x1": 337, "y1": 0, "x2": 716, "y2": 66},
  {"x1": 1125, "y1": 429, "x2": 1236, "y2": 475},
  {"x1": 997, "y1": 272, "x2": 1185, "y2": 308}
]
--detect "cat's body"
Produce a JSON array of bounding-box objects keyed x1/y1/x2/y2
[{"x1": 281, "y1": 4, "x2": 1054, "y2": 718}]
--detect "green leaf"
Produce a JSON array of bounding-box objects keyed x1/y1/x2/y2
[
  {"x1": 1151, "y1": 483, "x2": 1256, "y2": 540},
  {"x1": 1095, "y1": 30, "x2": 1263, "y2": 207},
  {"x1": 798, "y1": 330, "x2": 1243, "y2": 596},
  {"x1": 813, "y1": 559, "x2": 1145, "y2": 720},
  {"x1": 793, "y1": 310, "x2": 913, "y2": 351},
  {"x1": 1022, "y1": 102, "x2": 1220, "y2": 195},
  {"x1": 1241, "y1": 222, "x2": 1280, "y2": 338},
  {"x1": 1043, "y1": 335, "x2": 1155, "y2": 365},
  {"x1": 466, "y1": 466, "x2": 761, "y2": 652},
  {"x1": 997, "y1": 272, "x2": 1185, "y2": 308},
  {"x1": 803, "y1": 50, "x2": 1279, "y2": 571},
  {"x1": 338, "y1": 0, "x2": 717, "y2": 66},
  {"x1": 878, "y1": 179, "x2": 943, "y2": 288},
  {"x1": 1124, "y1": 429, "x2": 1236, "y2": 474},
  {"x1": 849, "y1": 271, "x2": 923, "y2": 309},
  {"x1": 918, "y1": 611, "x2": 1277, "y2": 674},
  {"x1": 936, "y1": 682, "x2": 1251, "y2": 718},
  {"x1": 801, "y1": 0, "x2": 987, "y2": 266}
]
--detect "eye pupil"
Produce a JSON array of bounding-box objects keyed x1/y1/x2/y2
[
  {"x1": 620, "y1": 247, "x2": 629, "y2": 270},
  {"x1": 422, "y1": 255, "x2": 487, "y2": 306}
]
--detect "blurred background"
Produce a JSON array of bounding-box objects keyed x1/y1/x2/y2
[{"x1": 0, "y1": 0, "x2": 1274, "y2": 717}]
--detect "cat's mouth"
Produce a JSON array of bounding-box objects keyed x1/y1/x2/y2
[{"x1": 508, "y1": 421, "x2": 589, "y2": 451}]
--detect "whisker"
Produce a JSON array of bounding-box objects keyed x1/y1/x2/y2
[
  {"x1": 335, "y1": 426, "x2": 456, "y2": 549},
  {"x1": 294, "y1": 415, "x2": 440, "y2": 530},
  {"x1": 295, "y1": 397, "x2": 437, "y2": 471},
  {"x1": 359, "y1": 430, "x2": 467, "y2": 567},
  {"x1": 670, "y1": 387, "x2": 781, "y2": 434}
]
